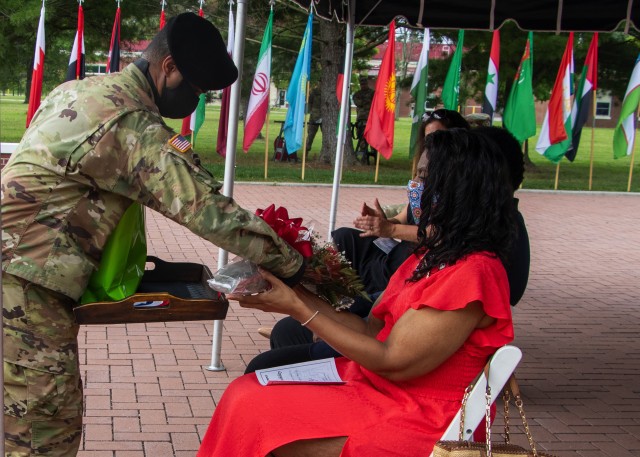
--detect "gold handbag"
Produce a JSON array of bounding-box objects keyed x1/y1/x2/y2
[{"x1": 433, "y1": 375, "x2": 557, "y2": 457}]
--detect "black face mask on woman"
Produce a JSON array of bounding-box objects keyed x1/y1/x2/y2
[{"x1": 134, "y1": 58, "x2": 200, "y2": 119}]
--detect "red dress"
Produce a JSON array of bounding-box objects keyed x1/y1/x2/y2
[{"x1": 198, "y1": 252, "x2": 513, "y2": 457}]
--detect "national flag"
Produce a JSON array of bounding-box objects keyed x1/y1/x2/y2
[
  {"x1": 613, "y1": 53, "x2": 640, "y2": 159},
  {"x1": 190, "y1": 95, "x2": 206, "y2": 146},
  {"x1": 180, "y1": 6, "x2": 206, "y2": 138},
  {"x1": 216, "y1": 6, "x2": 235, "y2": 156},
  {"x1": 442, "y1": 29, "x2": 464, "y2": 111},
  {"x1": 503, "y1": 32, "x2": 536, "y2": 144},
  {"x1": 483, "y1": 30, "x2": 500, "y2": 121},
  {"x1": 243, "y1": 10, "x2": 273, "y2": 152},
  {"x1": 364, "y1": 21, "x2": 396, "y2": 160},
  {"x1": 536, "y1": 33, "x2": 574, "y2": 163},
  {"x1": 66, "y1": 2, "x2": 85, "y2": 81},
  {"x1": 26, "y1": 4, "x2": 45, "y2": 127},
  {"x1": 159, "y1": 0, "x2": 166, "y2": 29},
  {"x1": 336, "y1": 72, "x2": 344, "y2": 103},
  {"x1": 409, "y1": 28, "x2": 430, "y2": 157},
  {"x1": 107, "y1": 6, "x2": 121, "y2": 74},
  {"x1": 283, "y1": 13, "x2": 313, "y2": 154},
  {"x1": 567, "y1": 33, "x2": 598, "y2": 161}
]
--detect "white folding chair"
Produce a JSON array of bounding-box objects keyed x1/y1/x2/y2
[{"x1": 429, "y1": 345, "x2": 523, "y2": 456}]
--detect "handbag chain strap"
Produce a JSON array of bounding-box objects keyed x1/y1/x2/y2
[
  {"x1": 484, "y1": 384, "x2": 493, "y2": 457},
  {"x1": 458, "y1": 385, "x2": 472, "y2": 440},
  {"x1": 515, "y1": 394, "x2": 538, "y2": 456},
  {"x1": 457, "y1": 362, "x2": 494, "y2": 456},
  {"x1": 458, "y1": 362, "x2": 543, "y2": 457},
  {"x1": 504, "y1": 375, "x2": 540, "y2": 457},
  {"x1": 503, "y1": 388, "x2": 512, "y2": 443}
]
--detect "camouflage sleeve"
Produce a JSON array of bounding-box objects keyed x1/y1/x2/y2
[{"x1": 112, "y1": 115, "x2": 303, "y2": 279}]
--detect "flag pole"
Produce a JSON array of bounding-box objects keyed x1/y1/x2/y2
[
  {"x1": 374, "y1": 148, "x2": 381, "y2": 183},
  {"x1": 588, "y1": 89, "x2": 597, "y2": 190},
  {"x1": 627, "y1": 107, "x2": 639, "y2": 192},
  {"x1": 554, "y1": 162, "x2": 560, "y2": 190},
  {"x1": 301, "y1": 80, "x2": 311, "y2": 180},
  {"x1": 264, "y1": 110, "x2": 270, "y2": 179}
]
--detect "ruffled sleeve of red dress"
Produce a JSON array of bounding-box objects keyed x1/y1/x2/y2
[
  {"x1": 373, "y1": 252, "x2": 513, "y2": 352},
  {"x1": 412, "y1": 252, "x2": 513, "y2": 350}
]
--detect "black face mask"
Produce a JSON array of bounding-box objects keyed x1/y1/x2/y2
[{"x1": 134, "y1": 58, "x2": 200, "y2": 119}]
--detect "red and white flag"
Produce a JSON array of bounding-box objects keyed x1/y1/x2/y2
[
  {"x1": 26, "y1": 4, "x2": 46, "y2": 127},
  {"x1": 216, "y1": 5, "x2": 235, "y2": 156},
  {"x1": 66, "y1": 2, "x2": 85, "y2": 81},
  {"x1": 243, "y1": 10, "x2": 273, "y2": 152},
  {"x1": 159, "y1": 0, "x2": 166, "y2": 30},
  {"x1": 536, "y1": 32, "x2": 574, "y2": 163}
]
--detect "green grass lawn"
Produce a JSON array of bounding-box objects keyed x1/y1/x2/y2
[{"x1": 1, "y1": 94, "x2": 638, "y2": 192}]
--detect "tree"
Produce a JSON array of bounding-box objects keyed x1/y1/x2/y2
[{"x1": 0, "y1": 0, "x2": 202, "y2": 102}]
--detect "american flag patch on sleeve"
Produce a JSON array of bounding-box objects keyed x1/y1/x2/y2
[{"x1": 168, "y1": 134, "x2": 192, "y2": 153}]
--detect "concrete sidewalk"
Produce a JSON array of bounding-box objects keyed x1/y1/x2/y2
[{"x1": 77, "y1": 184, "x2": 640, "y2": 456}]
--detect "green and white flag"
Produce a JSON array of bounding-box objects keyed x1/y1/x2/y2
[
  {"x1": 409, "y1": 28, "x2": 430, "y2": 157},
  {"x1": 613, "y1": 53, "x2": 640, "y2": 159},
  {"x1": 190, "y1": 94, "x2": 206, "y2": 146},
  {"x1": 442, "y1": 30, "x2": 464, "y2": 111},
  {"x1": 503, "y1": 32, "x2": 536, "y2": 144}
]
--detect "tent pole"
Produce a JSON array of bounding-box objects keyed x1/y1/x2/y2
[
  {"x1": 328, "y1": 0, "x2": 355, "y2": 239},
  {"x1": 208, "y1": 0, "x2": 248, "y2": 372}
]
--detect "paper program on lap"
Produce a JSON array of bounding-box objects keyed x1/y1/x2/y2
[{"x1": 255, "y1": 358, "x2": 346, "y2": 386}]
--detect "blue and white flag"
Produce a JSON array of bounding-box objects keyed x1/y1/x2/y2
[{"x1": 283, "y1": 13, "x2": 313, "y2": 154}]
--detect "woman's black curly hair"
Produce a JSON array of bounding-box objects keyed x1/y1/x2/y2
[{"x1": 409, "y1": 128, "x2": 516, "y2": 282}]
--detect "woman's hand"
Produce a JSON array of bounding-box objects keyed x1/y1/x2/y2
[
  {"x1": 228, "y1": 269, "x2": 308, "y2": 319},
  {"x1": 353, "y1": 198, "x2": 396, "y2": 238}
]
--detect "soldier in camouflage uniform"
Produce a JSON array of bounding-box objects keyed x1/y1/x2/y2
[
  {"x1": 304, "y1": 86, "x2": 322, "y2": 156},
  {"x1": 352, "y1": 75, "x2": 374, "y2": 125},
  {"x1": 1, "y1": 13, "x2": 303, "y2": 456}
]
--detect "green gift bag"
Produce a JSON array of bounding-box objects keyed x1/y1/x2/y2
[{"x1": 80, "y1": 203, "x2": 147, "y2": 304}]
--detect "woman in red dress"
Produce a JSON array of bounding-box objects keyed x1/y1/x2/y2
[{"x1": 198, "y1": 129, "x2": 517, "y2": 457}]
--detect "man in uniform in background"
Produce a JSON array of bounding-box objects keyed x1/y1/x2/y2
[
  {"x1": 304, "y1": 85, "x2": 322, "y2": 156},
  {"x1": 352, "y1": 74, "x2": 376, "y2": 162},
  {"x1": 353, "y1": 74, "x2": 374, "y2": 126},
  {"x1": 1, "y1": 13, "x2": 304, "y2": 456}
]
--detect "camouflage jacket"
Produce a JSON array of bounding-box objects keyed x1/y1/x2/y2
[
  {"x1": 352, "y1": 87, "x2": 374, "y2": 122},
  {"x1": 1, "y1": 64, "x2": 303, "y2": 301}
]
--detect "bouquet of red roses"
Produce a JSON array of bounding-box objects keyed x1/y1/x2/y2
[{"x1": 255, "y1": 204, "x2": 369, "y2": 310}]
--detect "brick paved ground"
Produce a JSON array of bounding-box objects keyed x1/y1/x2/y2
[{"x1": 77, "y1": 184, "x2": 640, "y2": 456}]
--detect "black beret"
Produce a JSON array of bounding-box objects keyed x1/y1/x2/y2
[{"x1": 166, "y1": 13, "x2": 238, "y2": 91}]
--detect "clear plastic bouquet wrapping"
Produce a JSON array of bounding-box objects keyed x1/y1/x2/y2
[{"x1": 208, "y1": 205, "x2": 369, "y2": 310}]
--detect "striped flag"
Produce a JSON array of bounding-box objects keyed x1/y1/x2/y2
[
  {"x1": 442, "y1": 30, "x2": 464, "y2": 111},
  {"x1": 613, "y1": 53, "x2": 640, "y2": 159},
  {"x1": 243, "y1": 10, "x2": 273, "y2": 152},
  {"x1": 409, "y1": 28, "x2": 430, "y2": 157},
  {"x1": 567, "y1": 33, "x2": 598, "y2": 161},
  {"x1": 107, "y1": 5, "x2": 121, "y2": 74},
  {"x1": 283, "y1": 13, "x2": 313, "y2": 154},
  {"x1": 216, "y1": 5, "x2": 235, "y2": 156},
  {"x1": 159, "y1": 1, "x2": 166, "y2": 30},
  {"x1": 503, "y1": 32, "x2": 536, "y2": 143},
  {"x1": 66, "y1": 2, "x2": 85, "y2": 81},
  {"x1": 483, "y1": 30, "x2": 500, "y2": 122},
  {"x1": 364, "y1": 21, "x2": 396, "y2": 159},
  {"x1": 26, "y1": 3, "x2": 45, "y2": 127},
  {"x1": 536, "y1": 33, "x2": 574, "y2": 163}
]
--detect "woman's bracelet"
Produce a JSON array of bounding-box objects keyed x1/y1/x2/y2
[{"x1": 301, "y1": 310, "x2": 320, "y2": 327}]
